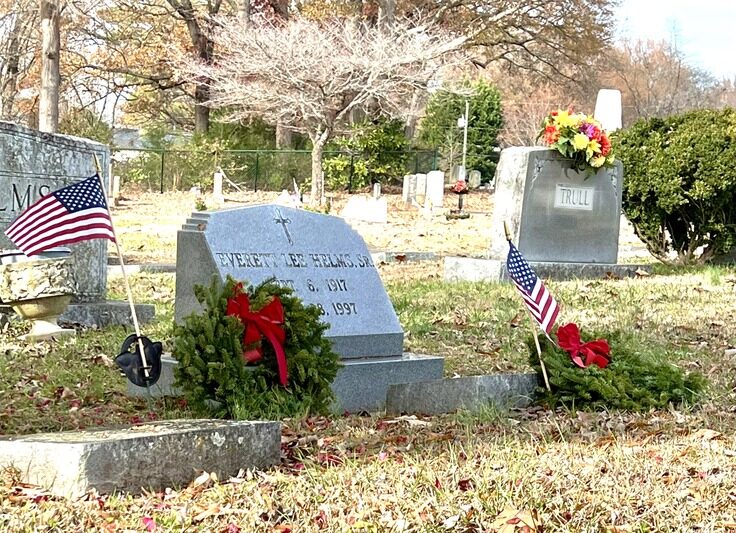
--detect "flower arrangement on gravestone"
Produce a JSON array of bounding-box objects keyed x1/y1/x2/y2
[
  {"x1": 173, "y1": 276, "x2": 341, "y2": 420},
  {"x1": 528, "y1": 323, "x2": 706, "y2": 412},
  {"x1": 538, "y1": 108, "x2": 616, "y2": 175}
]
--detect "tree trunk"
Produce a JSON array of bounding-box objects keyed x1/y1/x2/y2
[
  {"x1": 238, "y1": 0, "x2": 251, "y2": 27},
  {"x1": 378, "y1": 0, "x2": 395, "y2": 30},
  {"x1": 39, "y1": 0, "x2": 60, "y2": 133},
  {"x1": 276, "y1": 123, "x2": 292, "y2": 148},
  {"x1": 194, "y1": 83, "x2": 209, "y2": 134},
  {"x1": 309, "y1": 136, "x2": 327, "y2": 206}
]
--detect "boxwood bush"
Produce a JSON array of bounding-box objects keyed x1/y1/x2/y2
[{"x1": 615, "y1": 108, "x2": 736, "y2": 264}]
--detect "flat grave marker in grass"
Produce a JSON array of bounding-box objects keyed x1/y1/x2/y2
[{"x1": 0, "y1": 419, "x2": 280, "y2": 498}]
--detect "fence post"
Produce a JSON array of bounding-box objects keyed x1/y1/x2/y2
[
  {"x1": 254, "y1": 152, "x2": 260, "y2": 192},
  {"x1": 159, "y1": 150, "x2": 165, "y2": 193}
]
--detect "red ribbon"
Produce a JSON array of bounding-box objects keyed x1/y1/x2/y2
[
  {"x1": 226, "y1": 283, "x2": 288, "y2": 386},
  {"x1": 556, "y1": 323, "x2": 611, "y2": 369}
]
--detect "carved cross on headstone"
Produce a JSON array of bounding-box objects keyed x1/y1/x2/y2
[{"x1": 274, "y1": 208, "x2": 294, "y2": 245}]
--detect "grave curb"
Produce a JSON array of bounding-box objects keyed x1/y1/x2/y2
[
  {"x1": 386, "y1": 372, "x2": 538, "y2": 415},
  {"x1": 443, "y1": 256, "x2": 653, "y2": 282}
]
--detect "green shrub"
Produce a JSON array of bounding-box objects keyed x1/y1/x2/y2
[
  {"x1": 528, "y1": 331, "x2": 706, "y2": 412},
  {"x1": 615, "y1": 108, "x2": 736, "y2": 264},
  {"x1": 173, "y1": 276, "x2": 341, "y2": 420},
  {"x1": 324, "y1": 119, "x2": 409, "y2": 190}
]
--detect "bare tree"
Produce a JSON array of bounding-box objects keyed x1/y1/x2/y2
[
  {"x1": 38, "y1": 0, "x2": 61, "y2": 132},
  {"x1": 175, "y1": 16, "x2": 465, "y2": 205},
  {"x1": 0, "y1": 0, "x2": 39, "y2": 121}
]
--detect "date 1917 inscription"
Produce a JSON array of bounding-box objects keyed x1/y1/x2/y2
[{"x1": 215, "y1": 251, "x2": 375, "y2": 320}]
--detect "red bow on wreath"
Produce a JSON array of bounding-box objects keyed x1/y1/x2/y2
[
  {"x1": 226, "y1": 283, "x2": 288, "y2": 386},
  {"x1": 556, "y1": 323, "x2": 611, "y2": 369}
]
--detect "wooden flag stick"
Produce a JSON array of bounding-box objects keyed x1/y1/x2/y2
[
  {"x1": 504, "y1": 221, "x2": 551, "y2": 392},
  {"x1": 94, "y1": 155, "x2": 150, "y2": 379}
]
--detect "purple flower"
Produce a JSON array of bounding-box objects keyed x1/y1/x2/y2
[{"x1": 580, "y1": 122, "x2": 597, "y2": 139}]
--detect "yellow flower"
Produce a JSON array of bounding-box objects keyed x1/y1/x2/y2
[
  {"x1": 555, "y1": 111, "x2": 579, "y2": 128},
  {"x1": 587, "y1": 139, "x2": 601, "y2": 153},
  {"x1": 590, "y1": 155, "x2": 606, "y2": 168},
  {"x1": 572, "y1": 133, "x2": 589, "y2": 150}
]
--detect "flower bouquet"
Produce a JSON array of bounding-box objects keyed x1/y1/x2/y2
[{"x1": 538, "y1": 108, "x2": 615, "y2": 175}]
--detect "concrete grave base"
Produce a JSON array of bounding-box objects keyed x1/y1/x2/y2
[
  {"x1": 443, "y1": 256, "x2": 653, "y2": 282},
  {"x1": 60, "y1": 300, "x2": 155, "y2": 328},
  {"x1": 127, "y1": 353, "x2": 444, "y2": 413},
  {"x1": 0, "y1": 419, "x2": 280, "y2": 498},
  {"x1": 386, "y1": 373, "x2": 538, "y2": 415},
  {"x1": 331, "y1": 353, "x2": 444, "y2": 413}
]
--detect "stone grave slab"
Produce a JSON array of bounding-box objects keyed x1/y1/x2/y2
[
  {"x1": 0, "y1": 121, "x2": 153, "y2": 327},
  {"x1": 170, "y1": 205, "x2": 443, "y2": 411},
  {"x1": 386, "y1": 373, "x2": 537, "y2": 415},
  {"x1": 0, "y1": 419, "x2": 280, "y2": 498}
]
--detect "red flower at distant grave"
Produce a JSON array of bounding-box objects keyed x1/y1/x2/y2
[
  {"x1": 226, "y1": 282, "x2": 289, "y2": 385},
  {"x1": 556, "y1": 323, "x2": 611, "y2": 369},
  {"x1": 452, "y1": 180, "x2": 468, "y2": 194}
]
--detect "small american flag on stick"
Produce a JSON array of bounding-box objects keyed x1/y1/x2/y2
[
  {"x1": 5, "y1": 175, "x2": 115, "y2": 256},
  {"x1": 506, "y1": 241, "x2": 560, "y2": 335}
]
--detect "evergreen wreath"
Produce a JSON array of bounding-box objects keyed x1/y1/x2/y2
[
  {"x1": 173, "y1": 276, "x2": 341, "y2": 420},
  {"x1": 528, "y1": 326, "x2": 706, "y2": 412}
]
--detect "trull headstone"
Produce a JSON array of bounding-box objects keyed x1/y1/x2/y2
[
  {"x1": 488, "y1": 147, "x2": 623, "y2": 264},
  {"x1": 174, "y1": 205, "x2": 443, "y2": 411}
]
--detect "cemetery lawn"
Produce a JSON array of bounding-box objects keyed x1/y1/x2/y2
[{"x1": 2, "y1": 264, "x2": 736, "y2": 530}]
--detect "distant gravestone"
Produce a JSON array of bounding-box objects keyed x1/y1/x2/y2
[
  {"x1": 0, "y1": 121, "x2": 153, "y2": 327},
  {"x1": 468, "y1": 170, "x2": 482, "y2": 189},
  {"x1": 414, "y1": 173, "x2": 427, "y2": 204},
  {"x1": 401, "y1": 174, "x2": 416, "y2": 204},
  {"x1": 488, "y1": 147, "x2": 623, "y2": 263},
  {"x1": 426, "y1": 171, "x2": 445, "y2": 209},
  {"x1": 594, "y1": 89, "x2": 623, "y2": 132},
  {"x1": 174, "y1": 205, "x2": 443, "y2": 411},
  {"x1": 339, "y1": 195, "x2": 388, "y2": 224}
]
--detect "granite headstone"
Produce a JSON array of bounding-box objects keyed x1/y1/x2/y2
[
  {"x1": 489, "y1": 147, "x2": 623, "y2": 264},
  {"x1": 0, "y1": 121, "x2": 108, "y2": 301},
  {"x1": 0, "y1": 121, "x2": 154, "y2": 327},
  {"x1": 173, "y1": 205, "x2": 443, "y2": 411},
  {"x1": 176, "y1": 205, "x2": 403, "y2": 357}
]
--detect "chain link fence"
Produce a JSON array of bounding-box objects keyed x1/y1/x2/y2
[{"x1": 111, "y1": 148, "x2": 439, "y2": 194}]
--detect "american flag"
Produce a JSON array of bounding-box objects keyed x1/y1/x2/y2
[
  {"x1": 5, "y1": 175, "x2": 115, "y2": 256},
  {"x1": 506, "y1": 241, "x2": 560, "y2": 335}
]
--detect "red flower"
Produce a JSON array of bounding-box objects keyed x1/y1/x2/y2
[
  {"x1": 556, "y1": 323, "x2": 611, "y2": 369},
  {"x1": 599, "y1": 134, "x2": 611, "y2": 156},
  {"x1": 543, "y1": 125, "x2": 560, "y2": 144}
]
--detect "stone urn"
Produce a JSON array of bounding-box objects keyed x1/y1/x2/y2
[{"x1": 0, "y1": 249, "x2": 76, "y2": 341}]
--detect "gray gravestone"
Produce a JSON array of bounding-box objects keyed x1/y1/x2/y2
[
  {"x1": 489, "y1": 147, "x2": 623, "y2": 264},
  {"x1": 173, "y1": 205, "x2": 443, "y2": 411},
  {"x1": 443, "y1": 147, "x2": 652, "y2": 281},
  {"x1": 0, "y1": 121, "x2": 153, "y2": 327}
]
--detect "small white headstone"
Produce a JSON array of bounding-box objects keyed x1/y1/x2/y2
[
  {"x1": 372, "y1": 182, "x2": 381, "y2": 199},
  {"x1": 402, "y1": 175, "x2": 412, "y2": 203},
  {"x1": 414, "y1": 173, "x2": 427, "y2": 205},
  {"x1": 594, "y1": 89, "x2": 622, "y2": 132},
  {"x1": 468, "y1": 170, "x2": 481, "y2": 189},
  {"x1": 213, "y1": 170, "x2": 224, "y2": 204},
  {"x1": 426, "y1": 171, "x2": 445, "y2": 209}
]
